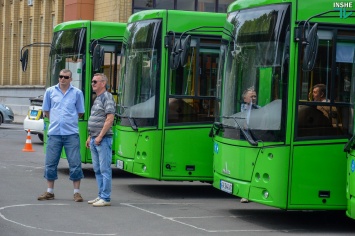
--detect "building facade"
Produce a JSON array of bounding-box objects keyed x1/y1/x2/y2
[{"x1": 0, "y1": 0, "x2": 232, "y2": 120}]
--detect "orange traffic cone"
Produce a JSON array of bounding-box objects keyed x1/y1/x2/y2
[{"x1": 22, "y1": 129, "x2": 35, "y2": 152}]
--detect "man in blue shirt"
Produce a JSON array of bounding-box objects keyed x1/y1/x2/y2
[{"x1": 38, "y1": 69, "x2": 85, "y2": 202}]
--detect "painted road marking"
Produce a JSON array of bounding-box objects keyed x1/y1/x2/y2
[
  {"x1": 122, "y1": 203, "x2": 302, "y2": 233},
  {"x1": 0, "y1": 204, "x2": 116, "y2": 235}
]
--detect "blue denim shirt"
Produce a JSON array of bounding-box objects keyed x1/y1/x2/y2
[{"x1": 43, "y1": 84, "x2": 85, "y2": 135}]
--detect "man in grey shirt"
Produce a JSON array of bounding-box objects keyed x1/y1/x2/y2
[{"x1": 85, "y1": 73, "x2": 115, "y2": 207}]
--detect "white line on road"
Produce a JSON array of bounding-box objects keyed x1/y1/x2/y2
[
  {"x1": 122, "y1": 203, "x2": 300, "y2": 233},
  {"x1": 0, "y1": 204, "x2": 116, "y2": 235}
]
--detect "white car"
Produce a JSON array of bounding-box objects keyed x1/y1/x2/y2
[{"x1": 23, "y1": 95, "x2": 44, "y2": 142}]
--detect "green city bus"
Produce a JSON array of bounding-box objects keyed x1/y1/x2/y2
[
  {"x1": 212, "y1": 0, "x2": 355, "y2": 217},
  {"x1": 114, "y1": 10, "x2": 226, "y2": 181},
  {"x1": 21, "y1": 20, "x2": 126, "y2": 163}
]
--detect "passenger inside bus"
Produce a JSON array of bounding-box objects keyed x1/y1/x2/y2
[
  {"x1": 297, "y1": 83, "x2": 342, "y2": 137},
  {"x1": 311, "y1": 83, "x2": 339, "y2": 125}
]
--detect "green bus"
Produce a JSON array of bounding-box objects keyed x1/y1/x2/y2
[
  {"x1": 114, "y1": 10, "x2": 226, "y2": 181},
  {"x1": 21, "y1": 20, "x2": 126, "y2": 163},
  {"x1": 212, "y1": 0, "x2": 355, "y2": 217}
]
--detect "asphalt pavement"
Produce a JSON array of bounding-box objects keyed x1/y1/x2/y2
[{"x1": 1, "y1": 123, "x2": 355, "y2": 236}]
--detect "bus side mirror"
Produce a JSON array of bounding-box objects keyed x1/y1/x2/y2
[
  {"x1": 99, "y1": 47, "x2": 105, "y2": 69},
  {"x1": 180, "y1": 35, "x2": 191, "y2": 67},
  {"x1": 302, "y1": 23, "x2": 318, "y2": 71},
  {"x1": 20, "y1": 48, "x2": 29, "y2": 72},
  {"x1": 170, "y1": 39, "x2": 181, "y2": 70},
  {"x1": 93, "y1": 44, "x2": 104, "y2": 72}
]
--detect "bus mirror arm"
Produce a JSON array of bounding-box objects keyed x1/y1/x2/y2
[
  {"x1": 89, "y1": 35, "x2": 125, "y2": 54},
  {"x1": 20, "y1": 42, "x2": 54, "y2": 72},
  {"x1": 344, "y1": 135, "x2": 355, "y2": 153}
]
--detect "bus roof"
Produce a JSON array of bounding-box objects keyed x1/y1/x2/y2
[
  {"x1": 53, "y1": 20, "x2": 126, "y2": 38},
  {"x1": 128, "y1": 10, "x2": 226, "y2": 34},
  {"x1": 228, "y1": 0, "x2": 355, "y2": 24}
]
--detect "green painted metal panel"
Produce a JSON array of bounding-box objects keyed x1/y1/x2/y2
[
  {"x1": 213, "y1": 139, "x2": 290, "y2": 208},
  {"x1": 115, "y1": 128, "x2": 163, "y2": 179},
  {"x1": 162, "y1": 128, "x2": 213, "y2": 180},
  {"x1": 291, "y1": 144, "x2": 346, "y2": 208}
]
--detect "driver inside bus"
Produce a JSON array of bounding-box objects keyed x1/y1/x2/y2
[{"x1": 241, "y1": 87, "x2": 260, "y2": 112}]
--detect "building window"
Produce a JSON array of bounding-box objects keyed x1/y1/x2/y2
[
  {"x1": 133, "y1": 0, "x2": 234, "y2": 13},
  {"x1": 176, "y1": 0, "x2": 195, "y2": 10},
  {"x1": 198, "y1": 0, "x2": 216, "y2": 12},
  {"x1": 156, "y1": 0, "x2": 174, "y2": 9},
  {"x1": 134, "y1": 0, "x2": 153, "y2": 8},
  {"x1": 217, "y1": 0, "x2": 233, "y2": 12}
]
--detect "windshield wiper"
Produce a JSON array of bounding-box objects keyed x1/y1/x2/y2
[
  {"x1": 116, "y1": 105, "x2": 138, "y2": 131},
  {"x1": 222, "y1": 116, "x2": 258, "y2": 146},
  {"x1": 128, "y1": 117, "x2": 138, "y2": 131},
  {"x1": 116, "y1": 114, "x2": 138, "y2": 131},
  {"x1": 126, "y1": 118, "x2": 139, "y2": 132}
]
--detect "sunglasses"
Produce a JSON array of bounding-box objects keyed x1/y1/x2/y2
[
  {"x1": 91, "y1": 80, "x2": 102, "y2": 84},
  {"x1": 59, "y1": 75, "x2": 70, "y2": 79}
]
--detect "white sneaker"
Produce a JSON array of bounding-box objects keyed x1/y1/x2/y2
[
  {"x1": 240, "y1": 198, "x2": 249, "y2": 203},
  {"x1": 93, "y1": 199, "x2": 111, "y2": 207},
  {"x1": 88, "y1": 197, "x2": 100, "y2": 204}
]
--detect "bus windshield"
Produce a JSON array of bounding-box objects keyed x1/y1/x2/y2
[
  {"x1": 47, "y1": 28, "x2": 86, "y2": 90},
  {"x1": 218, "y1": 4, "x2": 290, "y2": 142},
  {"x1": 119, "y1": 20, "x2": 161, "y2": 122}
]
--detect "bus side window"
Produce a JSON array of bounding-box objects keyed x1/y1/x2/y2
[{"x1": 296, "y1": 33, "x2": 354, "y2": 138}]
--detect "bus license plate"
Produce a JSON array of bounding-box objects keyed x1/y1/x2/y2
[
  {"x1": 220, "y1": 180, "x2": 233, "y2": 194},
  {"x1": 116, "y1": 160, "x2": 124, "y2": 169},
  {"x1": 30, "y1": 110, "x2": 38, "y2": 117}
]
